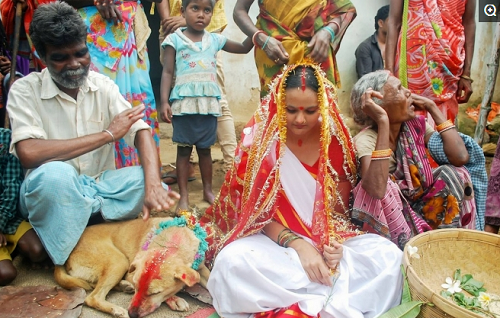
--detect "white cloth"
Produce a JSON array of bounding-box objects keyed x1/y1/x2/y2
[
  {"x1": 7, "y1": 69, "x2": 150, "y2": 176},
  {"x1": 208, "y1": 233, "x2": 403, "y2": 318},
  {"x1": 208, "y1": 149, "x2": 403, "y2": 317}
]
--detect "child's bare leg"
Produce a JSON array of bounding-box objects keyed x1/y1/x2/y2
[
  {"x1": 485, "y1": 224, "x2": 499, "y2": 234},
  {"x1": 16, "y1": 229, "x2": 50, "y2": 268},
  {"x1": 196, "y1": 147, "x2": 214, "y2": 205},
  {"x1": 176, "y1": 145, "x2": 193, "y2": 212},
  {"x1": 0, "y1": 259, "x2": 17, "y2": 286}
]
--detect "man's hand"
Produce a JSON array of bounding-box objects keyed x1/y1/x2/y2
[
  {"x1": 141, "y1": 187, "x2": 180, "y2": 220},
  {"x1": 0, "y1": 56, "x2": 11, "y2": 75},
  {"x1": 456, "y1": 77, "x2": 473, "y2": 104},
  {"x1": 162, "y1": 16, "x2": 186, "y2": 34},
  {"x1": 107, "y1": 104, "x2": 145, "y2": 140},
  {"x1": 0, "y1": 232, "x2": 7, "y2": 247},
  {"x1": 13, "y1": 0, "x2": 28, "y2": 10},
  {"x1": 95, "y1": 0, "x2": 123, "y2": 25},
  {"x1": 307, "y1": 29, "x2": 331, "y2": 63}
]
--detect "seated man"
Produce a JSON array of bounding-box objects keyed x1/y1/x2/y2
[
  {"x1": 7, "y1": 1, "x2": 179, "y2": 266},
  {"x1": 0, "y1": 128, "x2": 47, "y2": 285},
  {"x1": 354, "y1": 5, "x2": 389, "y2": 79}
]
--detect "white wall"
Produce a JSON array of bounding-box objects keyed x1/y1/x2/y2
[{"x1": 220, "y1": 0, "x2": 500, "y2": 134}]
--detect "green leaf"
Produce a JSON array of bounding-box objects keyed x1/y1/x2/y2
[
  {"x1": 401, "y1": 265, "x2": 412, "y2": 304},
  {"x1": 454, "y1": 269, "x2": 462, "y2": 281},
  {"x1": 440, "y1": 290, "x2": 452, "y2": 298},
  {"x1": 461, "y1": 274, "x2": 473, "y2": 284},
  {"x1": 378, "y1": 300, "x2": 425, "y2": 318}
]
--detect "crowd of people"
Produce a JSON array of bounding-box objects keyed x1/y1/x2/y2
[{"x1": 0, "y1": 0, "x2": 498, "y2": 317}]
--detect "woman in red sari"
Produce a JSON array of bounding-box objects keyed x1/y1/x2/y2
[
  {"x1": 233, "y1": 0, "x2": 356, "y2": 97},
  {"x1": 385, "y1": 0, "x2": 476, "y2": 123},
  {"x1": 200, "y1": 63, "x2": 402, "y2": 318}
]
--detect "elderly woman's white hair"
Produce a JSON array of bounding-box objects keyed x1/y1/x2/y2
[{"x1": 350, "y1": 70, "x2": 391, "y2": 127}]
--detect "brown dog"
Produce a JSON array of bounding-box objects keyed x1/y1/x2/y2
[{"x1": 54, "y1": 217, "x2": 210, "y2": 318}]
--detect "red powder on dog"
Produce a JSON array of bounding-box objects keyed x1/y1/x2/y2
[
  {"x1": 182, "y1": 273, "x2": 186, "y2": 280},
  {"x1": 130, "y1": 233, "x2": 182, "y2": 309}
]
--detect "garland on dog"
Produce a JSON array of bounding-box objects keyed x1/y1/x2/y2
[{"x1": 141, "y1": 216, "x2": 208, "y2": 270}]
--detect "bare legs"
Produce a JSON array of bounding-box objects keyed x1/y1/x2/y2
[{"x1": 176, "y1": 146, "x2": 215, "y2": 213}]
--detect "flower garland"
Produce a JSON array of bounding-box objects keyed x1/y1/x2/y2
[{"x1": 141, "y1": 216, "x2": 208, "y2": 270}]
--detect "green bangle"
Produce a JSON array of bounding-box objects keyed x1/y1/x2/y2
[
  {"x1": 262, "y1": 36, "x2": 271, "y2": 50},
  {"x1": 321, "y1": 26, "x2": 335, "y2": 42},
  {"x1": 283, "y1": 235, "x2": 302, "y2": 248},
  {"x1": 276, "y1": 228, "x2": 290, "y2": 244}
]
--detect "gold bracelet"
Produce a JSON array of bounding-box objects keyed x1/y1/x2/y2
[
  {"x1": 460, "y1": 75, "x2": 474, "y2": 83},
  {"x1": 371, "y1": 156, "x2": 391, "y2": 161},
  {"x1": 371, "y1": 149, "x2": 393, "y2": 158},
  {"x1": 436, "y1": 119, "x2": 454, "y2": 133},
  {"x1": 438, "y1": 125, "x2": 456, "y2": 135}
]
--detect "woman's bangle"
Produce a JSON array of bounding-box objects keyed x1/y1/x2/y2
[
  {"x1": 329, "y1": 20, "x2": 341, "y2": 34},
  {"x1": 371, "y1": 149, "x2": 393, "y2": 159},
  {"x1": 262, "y1": 36, "x2": 271, "y2": 50},
  {"x1": 102, "y1": 129, "x2": 115, "y2": 144},
  {"x1": 276, "y1": 228, "x2": 290, "y2": 244},
  {"x1": 321, "y1": 25, "x2": 335, "y2": 42},
  {"x1": 279, "y1": 232, "x2": 295, "y2": 246},
  {"x1": 460, "y1": 75, "x2": 474, "y2": 83},
  {"x1": 252, "y1": 30, "x2": 266, "y2": 47},
  {"x1": 283, "y1": 235, "x2": 302, "y2": 248},
  {"x1": 436, "y1": 119, "x2": 454, "y2": 133},
  {"x1": 438, "y1": 125, "x2": 456, "y2": 135}
]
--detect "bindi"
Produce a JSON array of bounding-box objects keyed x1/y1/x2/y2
[{"x1": 298, "y1": 107, "x2": 304, "y2": 110}]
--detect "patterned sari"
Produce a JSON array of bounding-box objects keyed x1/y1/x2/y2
[
  {"x1": 200, "y1": 63, "x2": 358, "y2": 269},
  {"x1": 485, "y1": 139, "x2": 500, "y2": 228},
  {"x1": 352, "y1": 116, "x2": 476, "y2": 249},
  {"x1": 78, "y1": 2, "x2": 160, "y2": 167},
  {"x1": 396, "y1": 0, "x2": 467, "y2": 121},
  {"x1": 255, "y1": 0, "x2": 356, "y2": 97}
]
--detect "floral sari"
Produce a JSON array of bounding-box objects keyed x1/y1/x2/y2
[
  {"x1": 78, "y1": 2, "x2": 160, "y2": 168},
  {"x1": 200, "y1": 63, "x2": 358, "y2": 269},
  {"x1": 352, "y1": 116, "x2": 476, "y2": 249},
  {"x1": 396, "y1": 0, "x2": 467, "y2": 121},
  {"x1": 486, "y1": 139, "x2": 500, "y2": 228},
  {"x1": 255, "y1": 0, "x2": 356, "y2": 97}
]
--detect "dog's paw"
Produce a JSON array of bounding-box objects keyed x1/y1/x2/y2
[
  {"x1": 117, "y1": 280, "x2": 135, "y2": 294},
  {"x1": 165, "y1": 296, "x2": 190, "y2": 311},
  {"x1": 111, "y1": 306, "x2": 129, "y2": 318}
]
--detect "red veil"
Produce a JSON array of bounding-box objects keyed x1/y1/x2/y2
[{"x1": 200, "y1": 63, "x2": 359, "y2": 268}]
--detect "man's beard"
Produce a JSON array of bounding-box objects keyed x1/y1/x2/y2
[{"x1": 48, "y1": 64, "x2": 90, "y2": 89}]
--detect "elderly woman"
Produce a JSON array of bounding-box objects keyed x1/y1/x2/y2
[
  {"x1": 350, "y1": 70, "x2": 478, "y2": 249},
  {"x1": 201, "y1": 64, "x2": 402, "y2": 318}
]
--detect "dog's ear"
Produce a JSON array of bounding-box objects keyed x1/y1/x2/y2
[{"x1": 174, "y1": 266, "x2": 200, "y2": 287}]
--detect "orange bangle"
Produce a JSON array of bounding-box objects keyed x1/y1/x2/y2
[
  {"x1": 436, "y1": 120, "x2": 454, "y2": 133},
  {"x1": 372, "y1": 149, "x2": 393, "y2": 159}
]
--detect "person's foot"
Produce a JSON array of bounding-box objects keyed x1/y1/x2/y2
[
  {"x1": 29, "y1": 258, "x2": 54, "y2": 270},
  {"x1": 203, "y1": 191, "x2": 215, "y2": 205},
  {"x1": 162, "y1": 164, "x2": 196, "y2": 185},
  {"x1": 175, "y1": 198, "x2": 190, "y2": 215}
]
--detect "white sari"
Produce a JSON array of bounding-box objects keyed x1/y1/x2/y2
[{"x1": 207, "y1": 148, "x2": 403, "y2": 318}]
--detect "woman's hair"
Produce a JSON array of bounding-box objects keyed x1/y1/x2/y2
[
  {"x1": 375, "y1": 5, "x2": 390, "y2": 31},
  {"x1": 29, "y1": 1, "x2": 88, "y2": 60},
  {"x1": 284, "y1": 66, "x2": 319, "y2": 92},
  {"x1": 182, "y1": 0, "x2": 216, "y2": 9},
  {"x1": 350, "y1": 70, "x2": 390, "y2": 127}
]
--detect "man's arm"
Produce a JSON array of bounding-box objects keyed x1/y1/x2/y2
[
  {"x1": 355, "y1": 43, "x2": 373, "y2": 79},
  {"x1": 385, "y1": 0, "x2": 403, "y2": 73}
]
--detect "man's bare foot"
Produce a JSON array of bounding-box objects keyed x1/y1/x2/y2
[
  {"x1": 203, "y1": 191, "x2": 214, "y2": 205},
  {"x1": 30, "y1": 258, "x2": 54, "y2": 270},
  {"x1": 175, "y1": 199, "x2": 190, "y2": 214},
  {"x1": 162, "y1": 164, "x2": 197, "y2": 185}
]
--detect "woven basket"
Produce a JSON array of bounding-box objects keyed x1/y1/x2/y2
[{"x1": 403, "y1": 229, "x2": 500, "y2": 318}]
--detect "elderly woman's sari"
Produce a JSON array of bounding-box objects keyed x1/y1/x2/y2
[
  {"x1": 352, "y1": 116, "x2": 476, "y2": 249},
  {"x1": 201, "y1": 64, "x2": 402, "y2": 318},
  {"x1": 255, "y1": 0, "x2": 356, "y2": 97}
]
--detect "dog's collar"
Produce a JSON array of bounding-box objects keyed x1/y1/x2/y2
[{"x1": 142, "y1": 216, "x2": 208, "y2": 270}]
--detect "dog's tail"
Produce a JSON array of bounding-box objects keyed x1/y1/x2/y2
[{"x1": 54, "y1": 265, "x2": 92, "y2": 291}]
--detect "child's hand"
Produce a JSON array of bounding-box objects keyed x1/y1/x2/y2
[
  {"x1": 160, "y1": 102, "x2": 173, "y2": 123},
  {"x1": 0, "y1": 232, "x2": 6, "y2": 247}
]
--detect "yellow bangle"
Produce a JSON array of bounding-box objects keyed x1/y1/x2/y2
[
  {"x1": 436, "y1": 120, "x2": 454, "y2": 133},
  {"x1": 371, "y1": 149, "x2": 393, "y2": 159}
]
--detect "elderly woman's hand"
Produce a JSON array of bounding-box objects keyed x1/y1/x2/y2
[
  {"x1": 361, "y1": 88, "x2": 389, "y2": 125},
  {"x1": 307, "y1": 29, "x2": 331, "y2": 63},
  {"x1": 95, "y1": 0, "x2": 123, "y2": 24},
  {"x1": 411, "y1": 93, "x2": 436, "y2": 112}
]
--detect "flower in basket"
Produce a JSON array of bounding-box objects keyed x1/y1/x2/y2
[
  {"x1": 441, "y1": 277, "x2": 462, "y2": 294},
  {"x1": 478, "y1": 292, "x2": 492, "y2": 309},
  {"x1": 407, "y1": 245, "x2": 420, "y2": 259}
]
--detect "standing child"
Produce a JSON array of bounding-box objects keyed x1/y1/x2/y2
[{"x1": 160, "y1": 0, "x2": 252, "y2": 212}]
